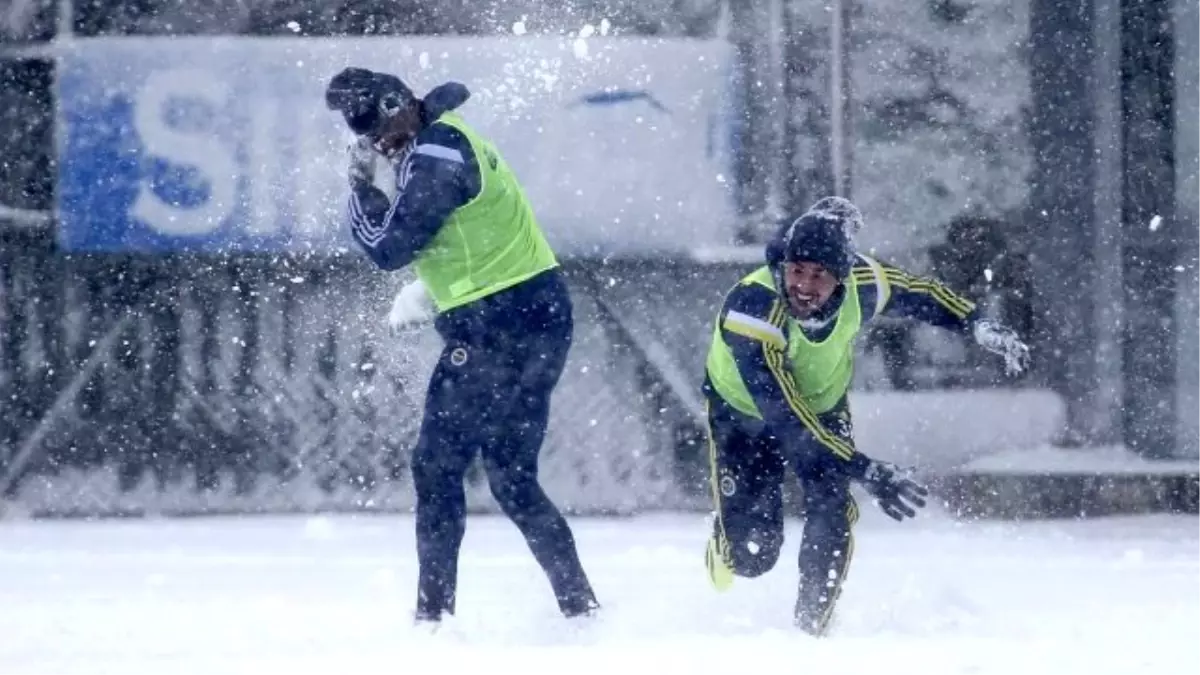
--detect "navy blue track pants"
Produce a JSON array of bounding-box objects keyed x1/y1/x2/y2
[
  {"x1": 706, "y1": 393, "x2": 859, "y2": 634},
  {"x1": 411, "y1": 268, "x2": 597, "y2": 619}
]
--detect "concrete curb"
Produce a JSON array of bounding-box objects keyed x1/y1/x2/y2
[{"x1": 933, "y1": 471, "x2": 1200, "y2": 520}]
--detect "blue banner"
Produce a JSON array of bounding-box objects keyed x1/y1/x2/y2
[{"x1": 56, "y1": 36, "x2": 736, "y2": 255}]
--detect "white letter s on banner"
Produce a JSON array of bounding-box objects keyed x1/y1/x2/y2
[{"x1": 131, "y1": 69, "x2": 238, "y2": 237}]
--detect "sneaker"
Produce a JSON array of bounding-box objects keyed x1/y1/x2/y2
[{"x1": 706, "y1": 534, "x2": 735, "y2": 591}]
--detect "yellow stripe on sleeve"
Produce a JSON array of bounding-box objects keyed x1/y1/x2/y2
[
  {"x1": 761, "y1": 301, "x2": 855, "y2": 461},
  {"x1": 883, "y1": 268, "x2": 975, "y2": 318}
]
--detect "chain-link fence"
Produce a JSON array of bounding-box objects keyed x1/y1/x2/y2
[
  {"x1": 2, "y1": 225, "x2": 1031, "y2": 518},
  {"x1": 0, "y1": 236, "x2": 698, "y2": 516}
]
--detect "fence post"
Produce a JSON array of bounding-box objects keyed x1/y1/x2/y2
[
  {"x1": 1028, "y1": 0, "x2": 1100, "y2": 446},
  {"x1": 1119, "y1": 0, "x2": 1178, "y2": 458},
  {"x1": 782, "y1": 0, "x2": 834, "y2": 217},
  {"x1": 729, "y1": 0, "x2": 775, "y2": 242}
]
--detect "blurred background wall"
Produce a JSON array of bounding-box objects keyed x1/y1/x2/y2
[{"x1": 0, "y1": 0, "x2": 1195, "y2": 517}]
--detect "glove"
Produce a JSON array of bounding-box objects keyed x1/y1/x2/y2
[
  {"x1": 860, "y1": 460, "x2": 929, "y2": 522},
  {"x1": 387, "y1": 279, "x2": 436, "y2": 335},
  {"x1": 347, "y1": 136, "x2": 377, "y2": 187},
  {"x1": 973, "y1": 319, "x2": 1030, "y2": 376}
]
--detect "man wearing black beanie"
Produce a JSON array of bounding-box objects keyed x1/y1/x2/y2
[
  {"x1": 324, "y1": 66, "x2": 599, "y2": 626},
  {"x1": 702, "y1": 197, "x2": 1030, "y2": 635}
]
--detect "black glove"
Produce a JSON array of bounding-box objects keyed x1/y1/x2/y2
[{"x1": 860, "y1": 460, "x2": 929, "y2": 522}]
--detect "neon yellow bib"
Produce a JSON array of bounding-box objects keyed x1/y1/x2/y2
[
  {"x1": 705, "y1": 267, "x2": 862, "y2": 416},
  {"x1": 413, "y1": 112, "x2": 558, "y2": 312}
]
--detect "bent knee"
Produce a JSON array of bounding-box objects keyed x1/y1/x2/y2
[
  {"x1": 729, "y1": 530, "x2": 784, "y2": 578},
  {"x1": 486, "y1": 471, "x2": 545, "y2": 515}
]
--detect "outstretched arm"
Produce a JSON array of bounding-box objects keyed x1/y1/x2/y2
[
  {"x1": 854, "y1": 256, "x2": 1030, "y2": 375},
  {"x1": 852, "y1": 258, "x2": 978, "y2": 331}
]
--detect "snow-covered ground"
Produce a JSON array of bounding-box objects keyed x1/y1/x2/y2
[{"x1": 1, "y1": 508, "x2": 1196, "y2": 675}]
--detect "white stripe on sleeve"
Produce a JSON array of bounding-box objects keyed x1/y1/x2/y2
[
  {"x1": 724, "y1": 310, "x2": 785, "y2": 344},
  {"x1": 414, "y1": 144, "x2": 464, "y2": 164}
]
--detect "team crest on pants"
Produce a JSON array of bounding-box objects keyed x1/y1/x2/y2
[
  {"x1": 719, "y1": 474, "x2": 737, "y2": 497},
  {"x1": 450, "y1": 347, "x2": 469, "y2": 366}
]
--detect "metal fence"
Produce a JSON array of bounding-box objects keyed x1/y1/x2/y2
[
  {"x1": 1, "y1": 225, "x2": 1021, "y2": 517},
  {"x1": 1, "y1": 15, "x2": 1036, "y2": 517}
]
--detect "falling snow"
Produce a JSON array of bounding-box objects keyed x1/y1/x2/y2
[{"x1": 0, "y1": 0, "x2": 1195, "y2": 669}]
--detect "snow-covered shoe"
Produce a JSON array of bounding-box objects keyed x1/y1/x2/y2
[{"x1": 706, "y1": 532, "x2": 735, "y2": 591}]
